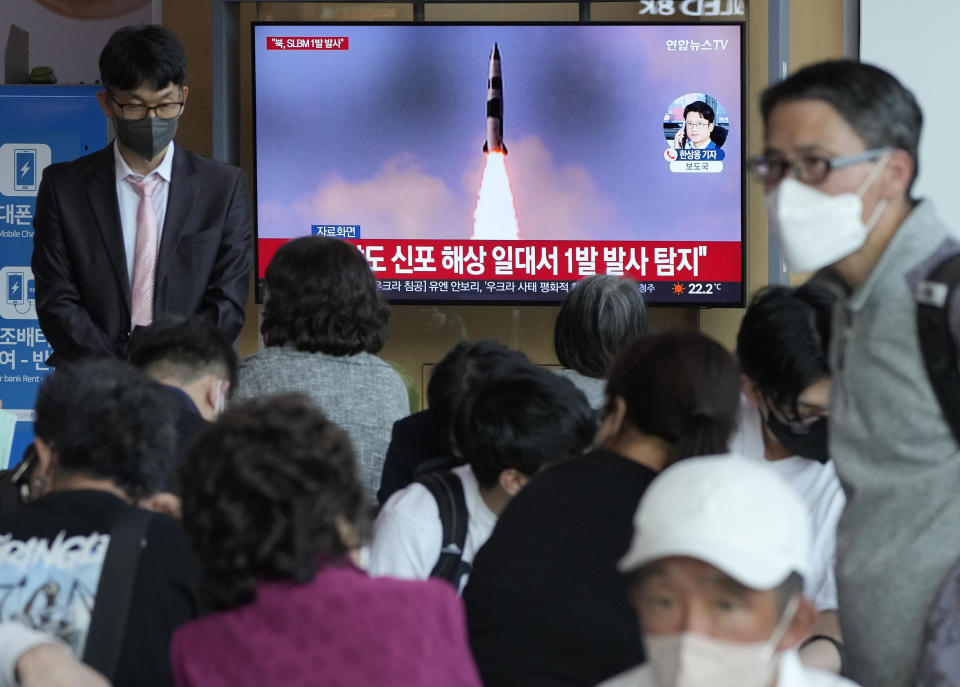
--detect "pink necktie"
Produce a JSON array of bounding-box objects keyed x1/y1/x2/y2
[{"x1": 126, "y1": 174, "x2": 162, "y2": 328}]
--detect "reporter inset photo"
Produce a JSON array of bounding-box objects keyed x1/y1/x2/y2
[{"x1": 663, "y1": 93, "x2": 730, "y2": 151}]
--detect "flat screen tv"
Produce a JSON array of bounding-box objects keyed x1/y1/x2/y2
[{"x1": 253, "y1": 22, "x2": 744, "y2": 305}]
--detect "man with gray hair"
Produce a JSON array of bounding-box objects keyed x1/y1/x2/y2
[{"x1": 751, "y1": 59, "x2": 960, "y2": 686}]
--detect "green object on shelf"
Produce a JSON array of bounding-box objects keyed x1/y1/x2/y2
[
  {"x1": 28, "y1": 67, "x2": 57, "y2": 84},
  {"x1": 386, "y1": 359, "x2": 419, "y2": 413}
]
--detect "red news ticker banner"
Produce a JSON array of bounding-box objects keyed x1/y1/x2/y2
[
  {"x1": 258, "y1": 239, "x2": 741, "y2": 282},
  {"x1": 266, "y1": 36, "x2": 349, "y2": 50}
]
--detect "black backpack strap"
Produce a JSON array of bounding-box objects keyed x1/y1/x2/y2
[
  {"x1": 412, "y1": 454, "x2": 466, "y2": 478},
  {"x1": 416, "y1": 471, "x2": 472, "y2": 589},
  {"x1": 83, "y1": 507, "x2": 156, "y2": 682},
  {"x1": 917, "y1": 253, "x2": 960, "y2": 447}
]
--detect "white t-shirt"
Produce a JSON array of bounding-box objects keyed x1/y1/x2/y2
[
  {"x1": 368, "y1": 464, "x2": 497, "y2": 593},
  {"x1": 729, "y1": 395, "x2": 845, "y2": 611},
  {"x1": 595, "y1": 649, "x2": 860, "y2": 687}
]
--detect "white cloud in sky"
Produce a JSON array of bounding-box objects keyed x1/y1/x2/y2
[
  {"x1": 506, "y1": 135, "x2": 627, "y2": 240},
  {"x1": 260, "y1": 137, "x2": 628, "y2": 240}
]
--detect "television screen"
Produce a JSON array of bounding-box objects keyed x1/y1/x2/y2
[{"x1": 253, "y1": 22, "x2": 744, "y2": 305}]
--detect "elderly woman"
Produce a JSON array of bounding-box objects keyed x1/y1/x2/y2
[
  {"x1": 171, "y1": 395, "x2": 482, "y2": 687},
  {"x1": 553, "y1": 274, "x2": 651, "y2": 409},
  {"x1": 235, "y1": 237, "x2": 407, "y2": 501}
]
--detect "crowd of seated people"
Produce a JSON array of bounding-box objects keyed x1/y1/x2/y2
[
  {"x1": 0, "y1": 298, "x2": 857, "y2": 687},
  {"x1": 5, "y1": 46, "x2": 960, "y2": 687},
  {"x1": 0, "y1": 271, "x2": 938, "y2": 687}
]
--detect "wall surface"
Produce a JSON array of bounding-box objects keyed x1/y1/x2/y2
[
  {"x1": 861, "y1": 0, "x2": 960, "y2": 216},
  {"x1": 2, "y1": 0, "x2": 155, "y2": 84}
]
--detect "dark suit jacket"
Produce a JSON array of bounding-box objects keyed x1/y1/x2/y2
[
  {"x1": 377, "y1": 409, "x2": 462, "y2": 506},
  {"x1": 31, "y1": 142, "x2": 252, "y2": 364},
  {"x1": 157, "y1": 384, "x2": 210, "y2": 494}
]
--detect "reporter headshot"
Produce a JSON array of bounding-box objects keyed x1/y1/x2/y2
[{"x1": 674, "y1": 101, "x2": 720, "y2": 150}]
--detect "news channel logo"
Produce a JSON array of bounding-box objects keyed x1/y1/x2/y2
[{"x1": 0, "y1": 144, "x2": 52, "y2": 197}]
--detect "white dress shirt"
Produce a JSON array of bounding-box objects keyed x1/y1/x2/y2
[{"x1": 113, "y1": 140, "x2": 175, "y2": 285}]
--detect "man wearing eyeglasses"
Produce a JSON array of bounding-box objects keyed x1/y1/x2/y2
[
  {"x1": 31, "y1": 25, "x2": 252, "y2": 365},
  {"x1": 672, "y1": 100, "x2": 720, "y2": 151},
  {"x1": 751, "y1": 60, "x2": 960, "y2": 687}
]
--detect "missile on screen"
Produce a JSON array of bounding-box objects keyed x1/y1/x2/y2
[{"x1": 482, "y1": 43, "x2": 507, "y2": 155}]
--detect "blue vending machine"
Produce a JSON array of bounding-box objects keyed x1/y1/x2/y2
[{"x1": 0, "y1": 85, "x2": 107, "y2": 468}]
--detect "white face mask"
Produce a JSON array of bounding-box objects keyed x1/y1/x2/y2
[
  {"x1": 765, "y1": 155, "x2": 890, "y2": 273},
  {"x1": 213, "y1": 380, "x2": 228, "y2": 417},
  {"x1": 644, "y1": 596, "x2": 799, "y2": 687}
]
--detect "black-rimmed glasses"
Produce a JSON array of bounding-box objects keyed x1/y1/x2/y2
[{"x1": 110, "y1": 97, "x2": 184, "y2": 121}]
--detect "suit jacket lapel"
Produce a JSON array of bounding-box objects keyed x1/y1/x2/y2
[
  {"x1": 86, "y1": 146, "x2": 131, "y2": 307},
  {"x1": 157, "y1": 143, "x2": 198, "y2": 283}
]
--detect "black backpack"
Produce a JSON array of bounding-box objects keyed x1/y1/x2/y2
[
  {"x1": 415, "y1": 470, "x2": 473, "y2": 590},
  {"x1": 916, "y1": 253, "x2": 960, "y2": 445}
]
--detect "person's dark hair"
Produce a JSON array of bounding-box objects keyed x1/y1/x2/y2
[
  {"x1": 554, "y1": 275, "x2": 651, "y2": 379},
  {"x1": 453, "y1": 362, "x2": 597, "y2": 488},
  {"x1": 261, "y1": 237, "x2": 390, "y2": 356},
  {"x1": 33, "y1": 359, "x2": 176, "y2": 500},
  {"x1": 760, "y1": 59, "x2": 923, "y2": 193},
  {"x1": 180, "y1": 394, "x2": 369, "y2": 610},
  {"x1": 128, "y1": 315, "x2": 239, "y2": 392},
  {"x1": 99, "y1": 25, "x2": 187, "y2": 92},
  {"x1": 606, "y1": 330, "x2": 739, "y2": 465},
  {"x1": 684, "y1": 100, "x2": 715, "y2": 124},
  {"x1": 427, "y1": 340, "x2": 530, "y2": 451},
  {"x1": 737, "y1": 284, "x2": 836, "y2": 418}
]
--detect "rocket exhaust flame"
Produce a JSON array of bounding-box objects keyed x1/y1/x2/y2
[{"x1": 472, "y1": 151, "x2": 519, "y2": 240}]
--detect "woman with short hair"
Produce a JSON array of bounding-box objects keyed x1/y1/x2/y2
[{"x1": 235, "y1": 236, "x2": 408, "y2": 501}]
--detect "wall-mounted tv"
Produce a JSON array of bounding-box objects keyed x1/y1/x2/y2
[{"x1": 253, "y1": 22, "x2": 744, "y2": 305}]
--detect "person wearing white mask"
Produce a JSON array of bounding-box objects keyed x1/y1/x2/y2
[
  {"x1": 748, "y1": 59, "x2": 960, "y2": 687},
  {"x1": 598, "y1": 454, "x2": 860, "y2": 687},
  {"x1": 128, "y1": 316, "x2": 237, "y2": 494}
]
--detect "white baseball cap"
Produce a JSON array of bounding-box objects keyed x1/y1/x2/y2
[{"x1": 617, "y1": 453, "x2": 812, "y2": 590}]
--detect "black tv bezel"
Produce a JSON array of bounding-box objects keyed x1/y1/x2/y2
[{"x1": 251, "y1": 19, "x2": 747, "y2": 308}]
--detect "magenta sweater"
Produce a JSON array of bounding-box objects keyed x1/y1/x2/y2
[{"x1": 170, "y1": 562, "x2": 482, "y2": 687}]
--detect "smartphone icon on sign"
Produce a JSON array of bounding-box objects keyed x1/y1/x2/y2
[
  {"x1": 7, "y1": 273, "x2": 24, "y2": 305},
  {"x1": 14, "y1": 149, "x2": 36, "y2": 191},
  {"x1": 27, "y1": 279, "x2": 35, "y2": 300}
]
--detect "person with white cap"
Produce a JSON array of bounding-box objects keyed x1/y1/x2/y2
[{"x1": 598, "y1": 454, "x2": 860, "y2": 687}]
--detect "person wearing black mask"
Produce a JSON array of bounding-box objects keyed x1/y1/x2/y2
[
  {"x1": 732, "y1": 281, "x2": 845, "y2": 674},
  {"x1": 32, "y1": 25, "x2": 252, "y2": 365}
]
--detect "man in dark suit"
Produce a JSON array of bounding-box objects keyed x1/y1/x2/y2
[{"x1": 32, "y1": 24, "x2": 252, "y2": 365}]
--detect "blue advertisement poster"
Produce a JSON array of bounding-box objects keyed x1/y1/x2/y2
[{"x1": 0, "y1": 86, "x2": 106, "y2": 468}]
